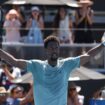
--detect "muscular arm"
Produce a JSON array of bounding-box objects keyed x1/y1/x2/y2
[
  {"x1": 80, "y1": 43, "x2": 104, "y2": 65},
  {"x1": 0, "y1": 49, "x2": 27, "y2": 70}
]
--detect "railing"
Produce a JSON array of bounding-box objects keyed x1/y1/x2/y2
[{"x1": 1, "y1": 42, "x2": 104, "y2": 69}]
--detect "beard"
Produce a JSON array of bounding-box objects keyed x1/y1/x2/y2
[{"x1": 50, "y1": 53, "x2": 58, "y2": 61}]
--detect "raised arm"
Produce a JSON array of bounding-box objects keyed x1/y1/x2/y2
[
  {"x1": 0, "y1": 49, "x2": 27, "y2": 70},
  {"x1": 19, "y1": 86, "x2": 34, "y2": 105},
  {"x1": 2, "y1": 64, "x2": 15, "y2": 81},
  {"x1": 80, "y1": 43, "x2": 104, "y2": 65}
]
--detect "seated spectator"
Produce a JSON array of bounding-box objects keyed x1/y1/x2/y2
[
  {"x1": 0, "y1": 86, "x2": 9, "y2": 105},
  {"x1": 6, "y1": 85, "x2": 24, "y2": 105},
  {"x1": 3, "y1": 9, "x2": 21, "y2": 42},
  {"x1": 91, "y1": 87, "x2": 105, "y2": 100},
  {"x1": 67, "y1": 82, "x2": 84, "y2": 105},
  {"x1": 92, "y1": 89, "x2": 103, "y2": 100},
  {"x1": 26, "y1": 6, "x2": 44, "y2": 44},
  {"x1": 7, "y1": 84, "x2": 34, "y2": 105},
  {"x1": 53, "y1": 7, "x2": 73, "y2": 44},
  {"x1": 0, "y1": 61, "x2": 21, "y2": 89},
  {"x1": 89, "y1": 88, "x2": 105, "y2": 105}
]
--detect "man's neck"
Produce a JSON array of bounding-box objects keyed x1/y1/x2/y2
[{"x1": 48, "y1": 59, "x2": 57, "y2": 67}]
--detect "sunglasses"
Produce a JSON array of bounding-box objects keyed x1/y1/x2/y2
[
  {"x1": 0, "y1": 93, "x2": 7, "y2": 96},
  {"x1": 14, "y1": 90, "x2": 23, "y2": 94}
]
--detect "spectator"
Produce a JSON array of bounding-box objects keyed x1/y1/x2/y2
[
  {"x1": 0, "y1": 61, "x2": 21, "y2": 89},
  {"x1": 89, "y1": 88, "x2": 105, "y2": 105},
  {"x1": 1, "y1": 61, "x2": 21, "y2": 81},
  {"x1": 74, "y1": 0, "x2": 94, "y2": 55},
  {"x1": 3, "y1": 9, "x2": 21, "y2": 42},
  {"x1": 26, "y1": 6, "x2": 44, "y2": 44},
  {"x1": 53, "y1": 7, "x2": 73, "y2": 44},
  {"x1": 12, "y1": 5, "x2": 27, "y2": 38},
  {"x1": 0, "y1": 86, "x2": 9, "y2": 105},
  {"x1": 92, "y1": 88, "x2": 103, "y2": 100},
  {"x1": 67, "y1": 82, "x2": 84, "y2": 105},
  {"x1": 6, "y1": 85, "x2": 24, "y2": 105},
  {"x1": 12, "y1": 5, "x2": 25, "y2": 24},
  {"x1": 6, "y1": 84, "x2": 34, "y2": 105},
  {"x1": 91, "y1": 87, "x2": 105, "y2": 100}
]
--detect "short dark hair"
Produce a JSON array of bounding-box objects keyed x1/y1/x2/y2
[{"x1": 44, "y1": 35, "x2": 60, "y2": 48}]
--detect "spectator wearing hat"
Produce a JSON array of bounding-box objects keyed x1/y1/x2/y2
[
  {"x1": 67, "y1": 82, "x2": 84, "y2": 105},
  {"x1": 0, "y1": 86, "x2": 9, "y2": 105},
  {"x1": 26, "y1": 6, "x2": 44, "y2": 44},
  {"x1": 74, "y1": 0, "x2": 94, "y2": 55},
  {"x1": 3, "y1": 9, "x2": 21, "y2": 42}
]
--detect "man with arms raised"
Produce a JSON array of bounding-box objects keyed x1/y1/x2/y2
[{"x1": 0, "y1": 35, "x2": 105, "y2": 105}]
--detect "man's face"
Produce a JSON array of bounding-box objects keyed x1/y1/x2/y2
[
  {"x1": 13, "y1": 87, "x2": 23, "y2": 98},
  {"x1": 45, "y1": 41, "x2": 60, "y2": 61}
]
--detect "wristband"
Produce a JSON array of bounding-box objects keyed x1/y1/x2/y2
[{"x1": 102, "y1": 41, "x2": 105, "y2": 46}]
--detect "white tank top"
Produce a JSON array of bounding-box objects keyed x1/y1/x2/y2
[{"x1": 58, "y1": 15, "x2": 72, "y2": 41}]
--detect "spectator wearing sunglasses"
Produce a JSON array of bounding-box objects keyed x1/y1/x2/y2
[
  {"x1": 0, "y1": 86, "x2": 9, "y2": 105},
  {"x1": 6, "y1": 84, "x2": 34, "y2": 105},
  {"x1": 6, "y1": 85, "x2": 24, "y2": 105}
]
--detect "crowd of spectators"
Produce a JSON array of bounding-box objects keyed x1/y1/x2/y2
[
  {"x1": 0, "y1": 0, "x2": 99, "y2": 46},
  {"x1": 0, "y1": 61, "x2": 34, "y2": 105}
]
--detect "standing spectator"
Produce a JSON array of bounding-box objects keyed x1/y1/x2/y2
[
  {"x1": 26, "y1": 6, "x2": 44, "y2": 44},
  {"x1": 74, "y1": 0, "x2": 94, "y2": 55},
  {"x1": 53, "y1": 7, "x2": 73, "y2": 44},
  {"x1": 67, "y1": 82, "x2": 84, "y2": 105},
  {"x1": 3, "y1": 9, "x2": 21, "y2": 42},
  {"x1": 13, "y1": 5, "x2": 27, "y2": 37},
  {"x1": 12, "y1": 5, "x2": 25, "y2": 24}
]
